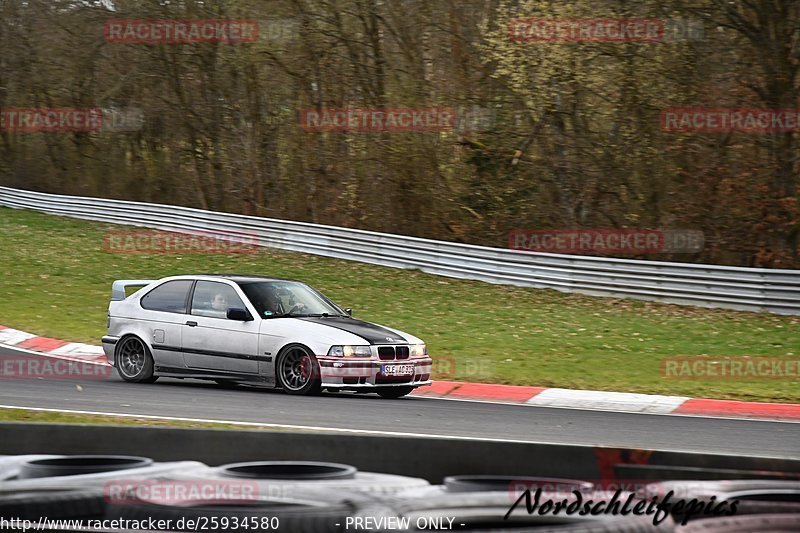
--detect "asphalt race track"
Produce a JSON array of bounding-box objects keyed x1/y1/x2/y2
[{"x1": 1, "y1": 345, "x2": 798, "y2": 458}]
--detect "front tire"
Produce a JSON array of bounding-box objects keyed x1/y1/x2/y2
[
  {"x1": 115, "y1": 336, "x2": 157, "y2": 383},
  {"x1": 276, "y1": 345, "x2": 321, "y2": 396},
  {"x1": 376, "y1": 386, "x2": 415, "y2": 399}
]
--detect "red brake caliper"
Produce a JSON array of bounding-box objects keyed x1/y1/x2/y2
[{"x1": 299, "y1": 356, "x2": 310, "y2": 379}]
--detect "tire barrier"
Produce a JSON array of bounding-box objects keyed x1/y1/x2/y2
[
  {"x1": 0, "y1": 455, "x2": 205, "y2": 497},
  {"x1": 0, "y1": 455, "x2": 62, "y2": 482},
  {"x1": 17, "y1": 456, "x2": 154, "y2": 480},
  {"x1": 349, "y1": 491, "x2": 674, "y2": 532},
  {"x1": 5, "y1": 423, "x2": 799, "y2": 485},
  {"x1": 105, "y1": 496, "x2": 356, "y2": 533},
  {"x1": 1, "y1": 455, "x2": 800, "y2": 531},
  {"x1": 167, "y1": 461, "x2": 430, "y2": 497},
  {"x1": 647, "y1": 480, "x2": 800, "y2": 518},
  {"x1": 0, "y1": 455, "x2": 205, "y2": 522}
]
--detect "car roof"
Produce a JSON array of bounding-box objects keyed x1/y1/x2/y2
[{"x1": 178, "y1": 274, "x2": 302, "y2": 284}]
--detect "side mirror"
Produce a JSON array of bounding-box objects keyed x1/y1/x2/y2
[
  {"x1": 344, "y1": 308, "x2": 353, "y2": 316},
  {"x1": 227, "y1": 308, "x2": 253, "y2": 321}
]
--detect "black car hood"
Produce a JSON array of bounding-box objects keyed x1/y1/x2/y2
[{"x1": 297, "y1": 316, "x2": 408, "y2": 345}]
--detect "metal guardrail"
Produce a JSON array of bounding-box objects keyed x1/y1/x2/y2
[{"x1": 1, "y1": 186, "x2": 799, "y2": 315}]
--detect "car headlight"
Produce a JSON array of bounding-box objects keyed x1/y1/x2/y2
[
  {"x1": 411, "y1": 344, "x2": 427, "y2": 357},
  {"x1": 327, "y1": 345, "x2": 372, "y2": 358}
]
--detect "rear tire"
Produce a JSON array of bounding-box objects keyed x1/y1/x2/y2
[
  {"x1": 115, "y1": 336, "x2": 157, "y2": 383},
  {"x1": 376, "y1": 386, "x2": 415, "y2": 399}
]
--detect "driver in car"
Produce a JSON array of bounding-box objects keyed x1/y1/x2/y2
[
  {"x1": 261, "y1": 289, "x2": 282, "y2": 316},
  {"x1": 262, "y1": 287, "x2": 306, "y2": 316}
]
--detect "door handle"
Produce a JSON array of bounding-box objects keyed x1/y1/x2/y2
[{"x1": 185, "y1": 321, "x2": 198, "y2": 327}]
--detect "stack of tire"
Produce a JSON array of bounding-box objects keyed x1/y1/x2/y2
[
  {"x1": 0, "y1": 455, "x2": 62, "y2": 482},
  {"x1": 0, "y1": 456, "x2": 431, "y2": 532},
  {"x1": 647, "y1": 479, "x2": 800, "y2": 532},
  {"x1": 0, "y1": 455, "x2": 204, "y2": 524},
  {"x1": 105, "y1": 460, "x2": 430, "y2": 533},
  {"x1": 346, "y1": 475, "x2": 675, "y2": 532},
  {"x1": 3, "y1": 456, "x2": 800, "y2": 532},
  {"x1": 168, "y1": 460, "x2": 430, "y2": 497}
]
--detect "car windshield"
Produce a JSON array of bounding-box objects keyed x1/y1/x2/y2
[{"x1": 237, "y1": 281, "x2": 346, "y2": 318}]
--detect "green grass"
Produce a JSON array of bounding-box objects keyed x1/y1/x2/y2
[
  {"x1": 0, "y1": 407, "x2": 287, "y2": 430},
  {"x1": 1, "y1": 206, "x2": 798, "y2": 403}
]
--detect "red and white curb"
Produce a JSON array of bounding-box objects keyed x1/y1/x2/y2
[
  {"x1": 415, "y1": 381, "x2": 800, "y2": 421},
  {"x1": 2, "y1": 325, "x2": 799, "y2": 422},
  {"x1": 0, "y1": 325, "x2": 106, "y2": 364}
]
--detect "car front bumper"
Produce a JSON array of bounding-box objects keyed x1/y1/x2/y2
[{"x1": 317, "y1": 356, "x2": 433, "y2": 388}]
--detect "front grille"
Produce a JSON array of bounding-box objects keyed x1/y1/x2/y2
[
  {"x1": 378, "y1": 346, "x2": 395, "y2": 360},
  {"x1": 395, "y1": 346, "x2": 410, "y2": 359}
]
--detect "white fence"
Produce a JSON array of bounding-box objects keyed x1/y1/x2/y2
[{"x1": 1, "y1": 186, "x2": 798, "y2": 315}]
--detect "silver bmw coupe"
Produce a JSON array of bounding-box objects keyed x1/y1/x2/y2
[{"x1": 102, "y1": 274, "x2": 432, "y2": 398}]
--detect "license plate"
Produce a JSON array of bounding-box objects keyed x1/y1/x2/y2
[{"x1": 381, "y1": 364, "x2": 414, "y2": 376}]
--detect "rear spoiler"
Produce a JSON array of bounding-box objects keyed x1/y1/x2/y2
[{"x1": 111, "y1": 280, "x2": 156, "y2": 301}]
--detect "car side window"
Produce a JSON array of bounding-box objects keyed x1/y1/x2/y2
[
  {"x1": 191, "y1": 281, "x2": 246, "y2": 319},
  {"x1": 140, "y1": 280, "x2": 193, "y2": 314}
]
